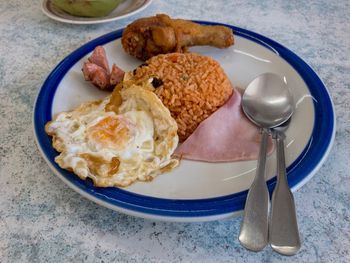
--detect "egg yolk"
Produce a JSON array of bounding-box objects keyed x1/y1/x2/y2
[{"x1": 87, "y1": 116, "x2": 132, "y2": 150}]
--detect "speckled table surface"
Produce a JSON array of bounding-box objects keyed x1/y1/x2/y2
[{"x1": 1, "y1": 0, "x2": 349, "y2": 262}]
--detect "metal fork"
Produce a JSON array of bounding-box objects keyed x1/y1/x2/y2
[{"x1": 269, "y1": 118, "x2": 301, "y2": 255}]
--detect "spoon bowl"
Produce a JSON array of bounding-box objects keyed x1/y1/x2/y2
[{"x1": 242, "y1": 73, "x2": 294, "y2": 128}]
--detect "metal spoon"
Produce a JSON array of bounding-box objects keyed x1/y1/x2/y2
[
  {"x1": 239, "y1": 73, "x2": 294, "y2": 251},
  {"x1": 270, "y1": 118, "x2": 301, "y2": 255}
]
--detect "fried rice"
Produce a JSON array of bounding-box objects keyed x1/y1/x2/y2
[{"x1": 132, "y1": 53, "x2": 233, "y2": 141}]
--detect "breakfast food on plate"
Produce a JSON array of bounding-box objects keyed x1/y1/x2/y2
[
  {"x1": 82, "y1": 46, "x2": 124, "y2": 90},
  {"x1": 44, "y1": 11, "x2": 277, "y2": 191},
  {"x1": 52, "y1": 0, "x2": 123, "y2": 17},
  {"x1": 122, "y1": 14, "x2": 234, "y2": 60},
  {"x1": 131, "y1": 52, "x2": 233, "y2": 141},
  {"x1": 45, "y1": 82, "x2": 179, "y2": 187},
  {"x1": 174, "y1": 91, "x2": 274, "y2": 162}
]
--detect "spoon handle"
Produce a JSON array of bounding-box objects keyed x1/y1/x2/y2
[
  {"x1": 239, "y1": 128, "x2": 270, "y2": 251},
  {"x1": 269, "y1": 133, "x2": 301, "y2": 255}
]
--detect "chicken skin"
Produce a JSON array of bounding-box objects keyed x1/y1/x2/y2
[{"x1": 121, "y1": 14, "x2": 234, "y2": 60}]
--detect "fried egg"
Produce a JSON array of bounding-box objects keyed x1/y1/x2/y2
[{"x1": 45, "y1": 84, "x2": 179, "y2": 187}]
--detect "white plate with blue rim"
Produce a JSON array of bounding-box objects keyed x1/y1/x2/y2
[
  {"x1": 41, "y1": 0, "x2": 153, "y2": 25},
  {"x1": 33, "y1": 21, "x2": 335, "y2": 222}
]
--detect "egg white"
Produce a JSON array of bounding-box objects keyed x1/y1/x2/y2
[{"x1": 45, "y1": 85, "x2": 179, "y2": 187}]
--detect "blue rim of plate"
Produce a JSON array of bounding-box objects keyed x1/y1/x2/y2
[{"x1": 33, "y1": 21, "x2": 335, "y2": 219}]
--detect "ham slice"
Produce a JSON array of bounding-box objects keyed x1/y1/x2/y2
[{"x1": 174, "y1": 90, "x2": 274, "y2": 162}]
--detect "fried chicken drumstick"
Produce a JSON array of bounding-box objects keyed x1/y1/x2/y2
[{"x1": 121, "y1": 14, "x2": 234, "y2": 60}]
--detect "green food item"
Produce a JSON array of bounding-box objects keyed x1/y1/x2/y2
[{"x1": 52, "y1": 0, "x2": 123, "y2": 17}]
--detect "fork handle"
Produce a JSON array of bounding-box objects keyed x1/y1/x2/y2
[{"x1": 269, "y1": 133, "x2": 301, "y2": 255}]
